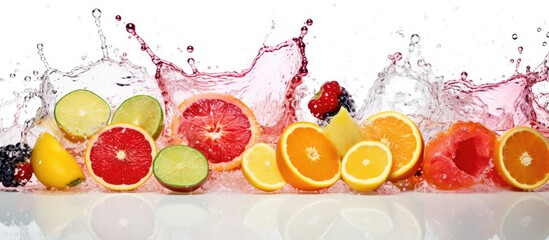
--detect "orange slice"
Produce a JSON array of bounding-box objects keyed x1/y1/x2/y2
[
  {"x1": 171, "y1": 93, "x2": 260, "y2": 171},
  {"x1": 276, "y1": 121, "x2": 341, "y2": 191},
  {"x1": 493, "y1": 126, "x2": 549, "y2": 190},
  {"x1": 341, "y1": 141, "x2": 392, "y2": 192},
  {"x1": 85, "y1": 123, "x2": 157, "y2": 191},
  {"x1": 361, "y1": 111, "x2": 423, "y2": 181}
]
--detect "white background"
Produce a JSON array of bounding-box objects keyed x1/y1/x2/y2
[{"x1": 1, "y1": 0, "x2": 548, "y2": 89}]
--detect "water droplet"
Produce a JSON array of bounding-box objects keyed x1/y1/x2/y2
[
  {"x1": 461, "y1": 71, "x2": 468, "y2": 80},
  {"x1": 543, "y1": 41, "x2": 547, "y2": 47},
  {"x1": 411, "y1": 34, "x2": 421, "y2": 44},
  {"x1": 37, "y1": 43, "x2": 43, "y2": 50},
  {"x1": 126, "y1": 23, "x2": 136, "y2": 33},
  {"x1": 510, "y1": 59, "x2": 515, "y2": 63},
  {"x1": 32, "y1": 70, "x2": 39, "y2": 75},
  {"x1": 24, "y1": 76, "x2": 31, "y2": 81},
  {"x1": 538, "y1": 27, "x2": 542, "y2": 32},
  {"x1": 140, "y1": 44, "x2": 146, "y2": 51},
  {"x1": 546, "y1": 32, "x2": 549, "y2": 38},
  {"x1": 306, "y1": 19, "x2": 313, "y2": 26},
  {"x1": 9, "y1": 73, "x2": 16, "y2": 78},
  {"x1": 518, "y1": 46, "x2": 523, "y2": 54},
  {"x1": 301, "y1": 26, "x2": 308, "y2": 34},
  {"x1": 115, "y1": 15, "x2": 122, "y2": 21},
  {"x1": 91, "y1": 8, "x2": 102, "y2": 18},
  {"x1": 81, "y1": 54, "x2": 88, "y2": 60},
  {"x1": 436, "y1": 44, "x2": 442, "y2": 48},
  {"x1": 187, "y1": 45, "x2": 194, "y2": 53}
]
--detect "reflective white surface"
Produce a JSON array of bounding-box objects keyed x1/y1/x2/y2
[{"x1": 1, "y1": 191, "x2": 548, "y2": 239}]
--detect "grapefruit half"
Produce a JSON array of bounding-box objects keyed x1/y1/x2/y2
[
  {"x1": 171, "y1": 93, "x2": 260, "y2": 171},
  {"x1": 85, "y1": 123, "x2": 157, "y2": 191}
]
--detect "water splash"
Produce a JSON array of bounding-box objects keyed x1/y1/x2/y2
[{"x1": 124, "y1": 20, "x2": 311, "y2": 144}]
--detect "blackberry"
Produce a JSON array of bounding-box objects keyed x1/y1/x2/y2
[
  {"x1": 0, "y1": 142, "x2": 32, "y2": 188},
  {"x1": 338, "y1": 87, "x2": 356, "y2": 117}
]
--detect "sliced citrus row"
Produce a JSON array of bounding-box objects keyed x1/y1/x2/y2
[
  {"x1": 325, "y1": 108, "x2": 363, "y2": 157},
  {"x1": 493, "y1": 126, "x2": 549, "y2": 190},
  {"x1": 361, "y1": 111, "x2": 423, "y2": 181},
  {"x1": 276, "y1": 121, "x2": 341, "y2": 191},
  {"x1": 171, "y1": 93, "x2": 260, "y2": 171},
  {"x1": 111, "y1": 95, "x2": 164, "y2": 139},
  {"x1": 341, "y1": 141, "x2": 393, "y2": 192},
  {"x1": 153, "y1": 145, "x2": 209, "y2": 192},
  {"x1": 54, "y1": 89, "x2": 111, "y2": 142},
  {"x1": 85, "y1": 123, "x2": 157, "y2": 191},
  {"x1": 242, "y1": 143, "x2": 286, "y2": 192},
  {"x1": 31, "y1": 132, "x2": 86, "y2": 189}
]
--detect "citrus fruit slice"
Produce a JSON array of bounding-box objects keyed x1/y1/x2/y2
[
  {"x1": 111, "y1": 95, "x2": 164, "y2": 139},
  {"x1": 361, "y1": 111, "x2": 423, "y2": 181},
  {"x1": 171, "y1": 93, "x2": 260, "y2": 171},
  {"x1": 493, "y1": 126, "x2": 549, "y2": 190},
  {"x1": 422, "y1": 121, "x2": 506, "y2": 190},
  {"x1": 324, "y1": 108, "x2": 363, "y2": 157},
  {"x1": 341, "y1": 141, "x2": 392, "y2": 192},
  {"x1": 242, "y1": 143, "x2": 286, "y2": 192},
  {"x1": 54, "y1": 89, "x2": 111, "y2": 141},
  {"x1": 85, "y1": 123, "x2": 157, "y2": 191},
  {"x1": 31, "y1": 132, "x2": 86, "y2": 189},
  {"x1": 276, "y1": 121, "x2": 340, "y2": 191},
  {"x1": 153, "y1": 145, "x2": 209, "y2": 192}
]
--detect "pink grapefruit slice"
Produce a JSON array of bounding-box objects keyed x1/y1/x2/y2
[
  {"x1": 85, "y1": 123, "x2": 157, "y2": 191},
  {"x1": 171, "y1": 93, "x2": 260, "y2": 171}
]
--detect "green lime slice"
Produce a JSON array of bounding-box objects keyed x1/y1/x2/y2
[
  {"x1": 54, "y1": 89, "x2": 111, "y2": 141},
  {"x1": 111, "y1": 95, "x2": 164, "y2": 139},
  {"x1": 153, "y1": 145, "x2": 209, "y2": 192}
]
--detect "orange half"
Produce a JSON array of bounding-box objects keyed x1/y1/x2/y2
[
  {"x1": 276, "y1": 121, "x2": 341, "y2": 191},
  {"x1": 494, "y1": 126, "x2": 549, "y2": 190},
  {"x1": 361, "y1": 111, "x2": 423, "y2": 181}
]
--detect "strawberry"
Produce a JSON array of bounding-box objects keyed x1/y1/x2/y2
[
  {"x1": 15, "y1": 161, "x2": 33, "y2": 186},
  {"x1": 308, "y1": 81, "x2": 342, "y2": 119}
]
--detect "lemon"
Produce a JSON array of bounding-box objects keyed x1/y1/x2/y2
[
  {"x1": 242, "y1": 143, "x2": 286, "y2": 192},
  {"x1": 324, "y1": 108, "x2": 363, "y2": 157},
  {"x1": 31, "y1": 132, "x2": 86, "y2": 189}
]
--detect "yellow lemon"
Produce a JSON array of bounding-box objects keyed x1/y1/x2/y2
[
  {"x1": 31, "y1": 132, "x2": 86, "y2": 189},
  {"x1": 242, "y1": 143, "x2": 286, "y2": 192}
]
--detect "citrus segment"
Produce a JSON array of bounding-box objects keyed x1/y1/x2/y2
[
  {"x1": 494, "y1": 126, "x2": 549, "y2": 190},
  {"x1": 153, "y1": 145, "x2": 209, "y2": 192},
  {"x1": 31, "y1": 132, "x2": 86, "y2": 189},
  {"x1": 54, "y1": 89, "x2": 111, "y2": 141},
  {"x1": 361, "y1": 111, "x2": 423, "y2": 181},
  {"x1": 242, "y1": 143, "x2": 286, "y2": 192},
  {"x1": 85, "y1": 123, "x2": 157, "y2": 191},
  {"x1": 276, "y1": 121, "x2": 340, "y2": 191},
  {"x1": 172, "y1": 93, "x2": 260, "y2": 171},
  {"x1": 324, "y1": 108, "x2": 363, "y2": 157},
  {"x1": 341, "y1": 141, "x2": 392, "y2": 192},
  {"x1": 111, "y1": 95, "x2": 164, "y2": 139}
]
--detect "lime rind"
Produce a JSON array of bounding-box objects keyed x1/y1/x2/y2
[
  {"x1": 153, "y1": 145, "x2": 209, "y2": 190},
  {"x1": 54, "y1": 89, "x2": 111, "y2": 141},
  {"x1": 111, "y1": 95, "x2": 164, "y2": 139}
]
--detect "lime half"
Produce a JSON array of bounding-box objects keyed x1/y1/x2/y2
[
  {"x1": 111, "y1": 95, "x2": 164, "y2": 139},
  {"x1": 54, "y1": 89, "x2": 111, "y2": 141},
  {"x1": 153, "y1": 145, "x2": 209, "y2": 192}
]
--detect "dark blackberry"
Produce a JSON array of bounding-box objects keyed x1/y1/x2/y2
[
  {"x1": 338, "y1": 87, "x2": 356, "y2": 117},
  {"x1": 0, "y1": 143, "x2": 32, "y2": 188}
]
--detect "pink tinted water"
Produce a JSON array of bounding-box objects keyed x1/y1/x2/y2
[{"x1": 1, "y1": 9, "x2": 549, "y2": 193}]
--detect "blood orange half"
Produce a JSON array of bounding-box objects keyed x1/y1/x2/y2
[
  {"x1": 171, "y1": 93, "x2": 260, "y2": 171},
  {"x1": 85, "y1": 123, "x2": 157, "y2": 191}
]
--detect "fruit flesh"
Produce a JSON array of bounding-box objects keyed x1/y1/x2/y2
[{"x1": 153, "y1": 145, "x2": 209, "y2": 192}]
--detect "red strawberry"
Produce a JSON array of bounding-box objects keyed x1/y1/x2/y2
[
  {"x1": 15, "y1": 161, "x2": 33, "y2": 186},
  {"x1": 308, "y1": 81, "x2": 342, "y2": 119}
]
